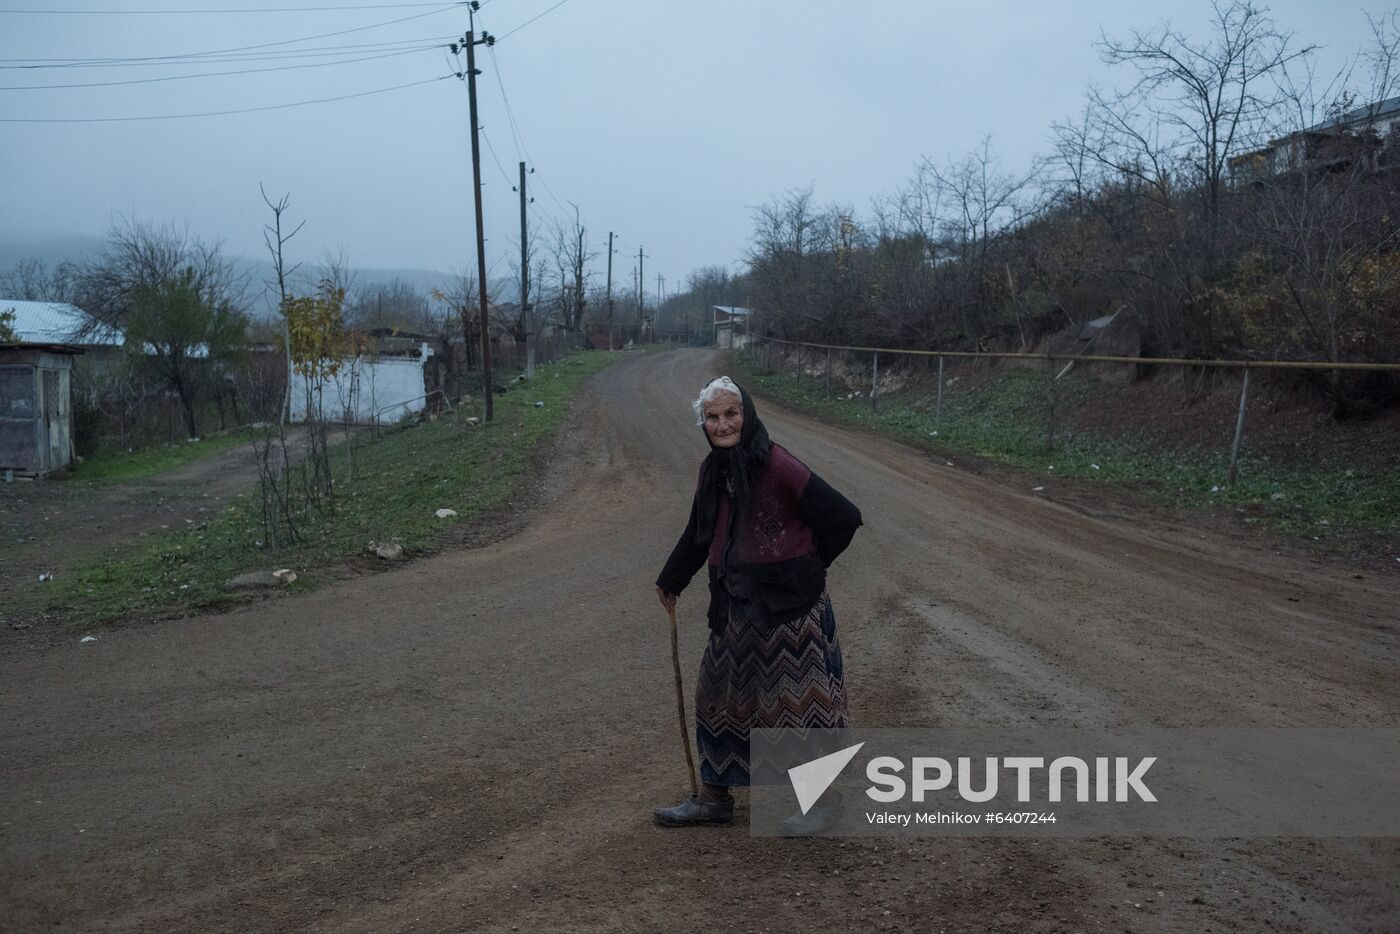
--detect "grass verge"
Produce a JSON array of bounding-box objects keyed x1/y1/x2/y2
[
  {"x1": 50, "y1": 351, "x2": 617, "y2": 625},
  {"x1": 736, "y1": 354, "x2": 1400, "y2": 555},
  {"x1": 70, "y1": 427, "x2": 256, "y2": 482}
]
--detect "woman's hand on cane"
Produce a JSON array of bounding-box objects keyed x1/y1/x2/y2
[{"x1": 656, "y1": 586, "x2": 677, "y2": 612}]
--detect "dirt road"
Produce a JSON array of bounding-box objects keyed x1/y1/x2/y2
[{"x1": 2, "y1": 348, "x2": 1397, "y2": 932}]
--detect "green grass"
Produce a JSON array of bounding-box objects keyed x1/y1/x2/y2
[
  {"x1": 70, "y1": 427, "x2": 256, "y2": 482},
  {"x1": 737, "y1": 354, "x2": 1400, "y2": 547},
  {"x1": 49, "y1": 351, "x2": 618, "y2": 625}
]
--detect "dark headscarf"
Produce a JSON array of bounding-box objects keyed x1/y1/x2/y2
[{"x1": 694, "y1": 380, "x2": 770, "y2": 549}]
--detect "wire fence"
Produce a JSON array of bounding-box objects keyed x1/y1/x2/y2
[{"x1": 748, "y1": 337, "x2": 1400, "y2": 493}]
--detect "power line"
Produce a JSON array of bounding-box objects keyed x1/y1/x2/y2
[
  {"x1": 0, "y1": 73, "x2": 452, "y2": 122},
  {"x1": 0, "y1": 36, "x2": 456, "y2": 68},
  {"x1": 484, "y1": 38, "x2": 528, "y2": 164},
  {"x1": 447, "y1": 44, "x2": 513, "y2": 189},
  {"x1": 0, "y1": 44, "x2": 441, "y2": 90},
  {"x1": 495, "y1": 0, "x2": 573, "y2": 43},
  {"x1": 479, "y1": 125, "x2": 517, "y2": 190},
  {"x1": 1, "y1": 5, "x2": 461, "y2": 69},
  {"x1": 475, "y1": 10, "x2": 572, "y2": 218},
  {"x1": 0, "y1": 2, "x2": 465, "y2": 12}
]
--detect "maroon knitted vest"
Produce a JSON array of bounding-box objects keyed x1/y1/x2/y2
[{"x1": 706, "y1": 443, "x2": 817, "y2": 567}]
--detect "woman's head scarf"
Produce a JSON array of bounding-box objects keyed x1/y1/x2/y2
[{"x1": 693, "y1": 377, "x2": 770, "y2": 548}]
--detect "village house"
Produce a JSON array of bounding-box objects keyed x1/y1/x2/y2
[
  {"x1": 1229, "y1": 94, "x2": 1400, "y2": 184},
  {"x1": 712, "y1": 305, "x2": 751, "y2": 349}
]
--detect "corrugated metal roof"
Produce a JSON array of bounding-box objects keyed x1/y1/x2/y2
[
  {"x1": 0, "y1": 299, "x2": 123, "y2": 346},
  {"x1": 1313, "y1": 95, "x2": 1400, "y2": 132}
]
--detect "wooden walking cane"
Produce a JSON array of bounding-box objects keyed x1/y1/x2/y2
[{"x1": 667, "y1": 603, "x2": 699, "y2": 796}]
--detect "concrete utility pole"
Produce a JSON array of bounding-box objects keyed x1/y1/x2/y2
[
  {"x1": 519, "y1": 161, "x2": 533, "y2": 379},
  {"x1": 605, "y1": 230, "x2": 614, "y2": 351},
  {"x1": 461, "y1": 10, "x2": 494, "y2": 421}
]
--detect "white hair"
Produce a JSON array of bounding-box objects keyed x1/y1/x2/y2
[{"x1": 692, "y1": 376, "x2": 742, "y2": 426}]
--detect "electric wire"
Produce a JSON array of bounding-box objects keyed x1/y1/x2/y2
[
  {"x1": 1, "y1": 5, "x2": 461, "y2": 69},
  {"x1": 0, "y1": 36, "x2": 458, "y2": 68},
  {"x1": 479, "y1": 125, "x2": 517, "y2": 190},
  {"x1": 494, "y1": 0, "x2": 572, "y2": 42},
  {"x1": 0, "y1": 44, "x2": 442, "y2": 90},
  {"x1": 0, "y1": 2, "x2": 465, "y2": 12},
  {"x1": 475, "y1": 9, "x2": 571, "y2": 218},
  {"x1": 0, "y1": 73, "x2": 453, "y2": 122},
  {"x1": 483, "y1": 38, "x2": 529, "y2": 165}
]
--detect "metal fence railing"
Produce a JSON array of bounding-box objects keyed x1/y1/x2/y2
[{"x1": 751, "y1": 337, "x2": 1400, "y2": 486}]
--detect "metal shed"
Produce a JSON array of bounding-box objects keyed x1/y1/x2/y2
[{"x1": 0, "y1": 343, "x2": 83, "y2": 478}]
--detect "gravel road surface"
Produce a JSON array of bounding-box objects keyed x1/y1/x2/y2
[{"x1": 3, "y1": 348, "x2": 1397, "y2": 932}]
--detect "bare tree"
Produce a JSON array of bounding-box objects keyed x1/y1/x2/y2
[
  {"x1": 257, "y1": 186, "x2": 307, "y2": 547},
  {"x1": 925, "y1": 137, "x2": 1036, "y2": 342},
  {"x1": 1230, "y1": 14, "x2": 1400, "y2": 415},
  {"x1": 550, "y1": 205, "x2": 594, "y2": 345},
  {"x1": 0, "y1": 258, "x2": 76, "y2": 303},
  {"x1": 74, "y1": 216, "x2": 247, "y2": 340},
  {"x1": 1096, "y1": 0, "x2": 1313, "y2": 224}
]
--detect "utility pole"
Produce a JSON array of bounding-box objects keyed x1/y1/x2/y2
[
  {"x1": 605, "y1": 230, "x2": 614, "y2": 351},
  {"x1": 519, "y1": 161, "x2": 533, "y2": 378},
  {"x1": 572, "y1": 203, "x2": 584, "y2": 350},
  {"x1": 458, "y1": 9, "x2": 494, "y2": 421},
  {"x1": 637, "y1": 245, "x2": 645, "y2": 331}
]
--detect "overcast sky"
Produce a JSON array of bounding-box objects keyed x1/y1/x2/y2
[{"x1": 0, "y1": 0, "x2": 1388, "y2": 303}]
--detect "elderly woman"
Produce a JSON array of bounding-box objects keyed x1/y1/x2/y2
[{"x1": 654, "y1": 376, "x2": 862, "y2": 827}]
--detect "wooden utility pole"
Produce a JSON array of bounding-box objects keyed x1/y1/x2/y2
[
  {"x1": 637, "y1": 246, "x2": 645, "y2": 331},
  {"x1": 572, "y1": 204, "x2": 585, "y2": 348},
  {"x1": 519, "y1": 161, "x2": 533, "y2": 378},
  {"x1": 605, "y1": 230, "x2": 614, "y2": 350},
  {"x1": 463, "y1": 20, "x2": 494, "y2": 420}
]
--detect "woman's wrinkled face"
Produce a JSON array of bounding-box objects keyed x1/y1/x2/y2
[{"x1": 703, "y1": 392, "x2": 744, "y2": 448}]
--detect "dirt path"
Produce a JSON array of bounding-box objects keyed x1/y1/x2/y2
[
  {"x1": 1, "y1": 426, "x2": 345, "y2": 632},
  {"x1": 2, "y1": 349, "x2": 1397, "y2": 932}
]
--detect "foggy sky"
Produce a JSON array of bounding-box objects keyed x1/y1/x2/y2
[{"x1": 0, "y1": 0, "x2": 1385, "y2": 305}]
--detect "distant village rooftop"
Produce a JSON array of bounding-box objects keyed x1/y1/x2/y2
[{"x1": 1, "y1": 299, "x2": 122, "y2": 346}]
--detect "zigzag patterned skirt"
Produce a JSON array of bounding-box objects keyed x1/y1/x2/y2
[{"x1": 695, "y1": 591, "x2": 850, "y2": 786}]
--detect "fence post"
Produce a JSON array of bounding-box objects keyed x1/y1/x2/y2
[
  {"x1": 871, "y1": 352, "x2": 879, "y2": 413},
  {"x1": 1226, "y1": 366, "x2": 1250, "y2": 486},
  {"x1": 1045, "y1": 352, "x2": 1056, "y2": 451},
  {"x1": 935, "y1": 354, "x2": 944, "y2": 431},
  {"x1": 825, "y1": 348, "x2": 832, "y2": 401},
  {"x1": 795, "y1": 342, "x2": 802, "y2": 385}
]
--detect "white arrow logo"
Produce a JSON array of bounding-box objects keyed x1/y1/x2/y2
[{"x1": 787, "y1": 742, "x2": 866, "y2": 814}]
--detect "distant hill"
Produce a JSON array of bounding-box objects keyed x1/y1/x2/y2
[
  {"x1": 0, "y1": 234, "x2": 105, "y2": 271},
  {"x1": 0, "y1": 236, "x2": 499, "y2": 319}
]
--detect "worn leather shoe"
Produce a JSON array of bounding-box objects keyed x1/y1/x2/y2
[{"x1": 653, "y1": 793, "x2": 734, "y2": 827}]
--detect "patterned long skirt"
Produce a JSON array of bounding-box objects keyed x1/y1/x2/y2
[{"x1": 695, "y1": 591, "x2": 850, "y2": 787}]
